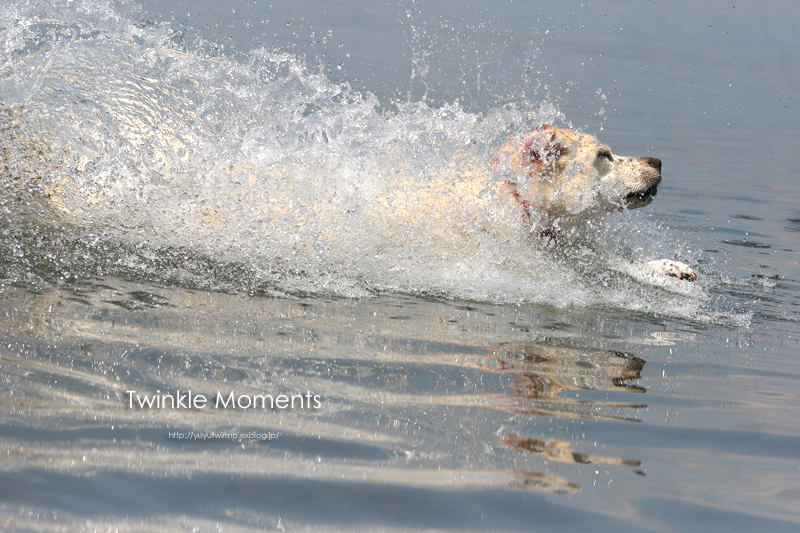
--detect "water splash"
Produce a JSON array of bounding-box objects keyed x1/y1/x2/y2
[{"x1": 0, "y1": 0, "x2": 747, "y2": 325}]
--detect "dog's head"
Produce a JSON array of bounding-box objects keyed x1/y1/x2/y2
[{"x1": 495, "y1": 125, "x2": 662, "y2": 225}]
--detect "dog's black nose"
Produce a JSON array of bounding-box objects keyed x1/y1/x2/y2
[{"x1": 643, "y1": 157, "x2": 661, "y2": 171}]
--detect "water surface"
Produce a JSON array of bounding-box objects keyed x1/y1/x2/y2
[{"x1": 1, "y1": 0, "x2": 799, "y2": 531}]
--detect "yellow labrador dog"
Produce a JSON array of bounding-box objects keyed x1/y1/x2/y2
[
  {"x1": 3, "y1": 109, "x2": 696, "y2": 281},
  {"x1": 382, "y1": 124, "x2": 697, "y2": 281},
  {"x1": 490, "y1": 125, "x2": 697, "y2": 280}
]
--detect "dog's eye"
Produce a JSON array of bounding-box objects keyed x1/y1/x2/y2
[{"x1": 596, "y1": 149, "x2": 613, "y2": 162}]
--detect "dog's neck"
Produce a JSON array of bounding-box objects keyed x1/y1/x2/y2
[{"x1": 506, "y1": 182, "x2": 556, "y2": 239}]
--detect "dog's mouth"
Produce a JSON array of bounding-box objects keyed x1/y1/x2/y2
[{"x1": 624, "y1": 184, "x2": 658, "y2": 208}]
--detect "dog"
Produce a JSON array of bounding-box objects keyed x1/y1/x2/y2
[
  {"x1": 488, "y1": 125, "x2": 697, "y2": 280},
  {"x1": 2, "y1": 101, "x2": 696, "y2": 282}
]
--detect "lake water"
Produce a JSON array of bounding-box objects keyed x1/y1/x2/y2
[{"x1": 1, "y1": 0, "x2": 799, "y2": 531}]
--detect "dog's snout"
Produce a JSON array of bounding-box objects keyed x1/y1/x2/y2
[{"x1": 643, "y1": 157, "x2": 661, "y2": 171}]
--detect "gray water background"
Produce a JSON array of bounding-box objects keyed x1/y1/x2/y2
[{"x1": 1, "y1": 0, "x2": 799, "y2": 531}]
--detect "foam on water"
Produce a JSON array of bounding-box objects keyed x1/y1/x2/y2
[{"x1": 0, "y1": 0, "x2": 750, "y2": 325}]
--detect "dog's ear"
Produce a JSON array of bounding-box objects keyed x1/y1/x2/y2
[
  {"x1": 515, "y1": 125, "x2": 558, "y2": 168},
  {"x1": 491, "y1": 125, "x2": 562, "y2": 181}
]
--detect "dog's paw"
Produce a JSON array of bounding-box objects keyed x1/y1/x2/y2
[{"x1": 647, "y1": 259, "x2": 698, "y2": 281}]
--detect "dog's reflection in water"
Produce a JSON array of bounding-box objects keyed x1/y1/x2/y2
[
  {"x1": 489, "y1": 341, "x2": 645, "y2": 470},
  {"x1": 486, "y1": 341, "x2": 646, "y2": 421}
]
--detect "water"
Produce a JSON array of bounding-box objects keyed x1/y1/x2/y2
[{"x1": 1, "y1": 0, "x2": 798, "y2": 531}]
